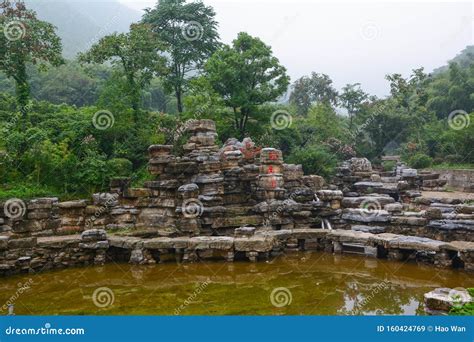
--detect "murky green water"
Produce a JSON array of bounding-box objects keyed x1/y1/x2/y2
[{"x1": 0, "y1": 252, "x2": 472, "y2": 315}]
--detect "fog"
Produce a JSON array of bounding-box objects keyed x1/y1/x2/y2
[{"x1": 119, "y1": 0, "x2": 473, "y2": 97}]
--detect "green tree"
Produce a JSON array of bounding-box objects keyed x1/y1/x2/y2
[
  {"x1": 290, "y1": 72, "x2": 338, "y2": 115},
  {"x1": 143, "y1": 0, "x2": 220, "y2": 113},
  {"x1": 385, "y1": 67, "x2": 428, "y2": 109},
  {"x1": 78, "y1": 23, "x2": 167, "y2": 121},
  {"x1": 204, "y1": 32, "x2": 289, "y2": 138},
  {"x1": 340, "y1": 83, "x2": 368, "y2": 129},
  {"x1": 0, "y1": 0, "x2": 63, "y2": 126}
]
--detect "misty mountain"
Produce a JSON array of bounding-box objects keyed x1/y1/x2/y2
[
  {"x1": 432, "y1": 45, "x2": 474, "y2": 74},
  {"x1": 25, "y1": 0, "x2": 142, "y2": 59}
]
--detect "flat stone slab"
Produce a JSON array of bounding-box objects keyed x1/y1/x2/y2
[
  {"x1": 108, "y1": 236, "x2": 143, "y2": 249},
  {"x1": 57, "y1": 200, "x2": 87, "y2": 209},
  {"x1": 327, "y1": 230, "x2": 372, "y2": 244},
  {"x1": 37, "y1": 235, "x2": 81, "y2": 248},
  {"x1": 388, "y1": 236, "x2": 446, "y2": 251},
  {"x1": 351, "y1": 225, "x2": 386, "y2": 234},
  {"x1": 444, "y1": 241, "x2": 474, "y2": 252},
  {"x1": 341, "y1": 209, "x2": 391, "y2": 223},
  {"x1": 257, "y1": 230, "x2": 293, "y2": 239},
  {"x1": 368, "y1": 233, "x2": 401, "y2": 245},
  {"x1": 290, "y1": 229, "x2": 329, "y2": 239},
  {"x1": 143, "y1": 237, "x2": 173, "y2": 249},
  {"x1": 189, "y1": 236, "x2": 234, "y2": 250},
  {"x1": 391, "y1": 216, "x2": 427, "y2": 226},
  {"x1": 341, "y1": 196, "x2": 395, "y2": 208},
  {"x1": 428, "y1": 220, "x2": 474, "y2": 231},
  {"x1": 234, "y1": 236, "x2": 275, "y2": 252}
]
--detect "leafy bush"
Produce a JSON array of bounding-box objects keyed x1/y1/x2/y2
[
  {"x1": 408, "y1": 153, "x2": 433, "y2": 169},
  {"x1": 107, "y1": 158, "x2": 133, "y2": 177},
  {"x1": 382, "y1": 160, "x2": 397, "y2": 172},
  {"x1": 286, "y1": 145, "x2": 337, "y2": 179}
]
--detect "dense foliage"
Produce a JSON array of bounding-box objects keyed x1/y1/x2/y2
[{"x1": 0, "y1": 1, "x2": 473, "y2": 199}]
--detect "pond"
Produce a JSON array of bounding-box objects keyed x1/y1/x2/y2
[{"x1": 0, "y1": 252, "x2": 472, "y2": 315}]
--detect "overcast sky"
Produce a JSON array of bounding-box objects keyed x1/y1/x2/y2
[{"x1": 119, "y1": 0, "x2": 472, "y2": 97}]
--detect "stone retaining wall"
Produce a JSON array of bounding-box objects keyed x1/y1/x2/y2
[
  {"x1": 1, "y1": 228, "x2": 473, "y2": 277},
  {"x1": 427, "y1": 169, "x2": 474, "y2": 192},
  {"x1": 1, "y1": 119, "x2": 473, "y2": 277}
]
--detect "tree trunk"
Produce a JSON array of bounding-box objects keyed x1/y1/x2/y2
[
  {"x1": 15, "y1": 60, "x2": 30, "y2": 129},
  {"x1": 176, "y1": 88, "x2": 183, "y2": 113},
  {"x1": 127, "y1": 74, "x2": 140, "y2": 124}
]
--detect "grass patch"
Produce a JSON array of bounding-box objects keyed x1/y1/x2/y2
[{"x1": 0, "y1": 183, "x2": 89, "y2": 201}]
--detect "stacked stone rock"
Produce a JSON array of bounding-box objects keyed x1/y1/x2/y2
[{"x1": 1, "y1": 119, "x2": 474, "y2": 275}]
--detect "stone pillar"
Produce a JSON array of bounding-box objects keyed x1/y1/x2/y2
[
  {"x1": 333, "y1": 241, "x2": 343, "y2": 254},
  {"x1": 176, "y1": 183, "x2": 201, "y2": 235},
  {"x1": 80, "y1": 229, "x2": 108, "y2": 266},
  {"x1": 148, "y1": 145, "x2": 175, "y2": 177},
  {"x1": 258, "y1": 149, "x2": 284, "y2": 199}
]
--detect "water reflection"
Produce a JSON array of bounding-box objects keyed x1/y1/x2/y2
[{"x1": 0, "y1": 252, "x2": 471, "y2": 315}]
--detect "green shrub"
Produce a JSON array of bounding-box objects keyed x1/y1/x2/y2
[
  {"x1": 286, "y1": 146, "x2": 337, "y2": 179},
  {"x1": 107, "y1": 158, "x2": 133, "y2": 177},
  {"x1": 382, "y1": 160, "x2": 396, "y2": 172},
  {"x1": 408, "y1": 153, "x2": 432, "y2": 169}
]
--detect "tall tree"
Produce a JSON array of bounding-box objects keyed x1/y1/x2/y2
[
  {"x1": 142, "y1": 0, "x2": 220, "y2": 113},
  {"x1": 203, "y1": 32, "x2": 290, "y2": 138},
  {"x1": 340, "y1": 83, "x2": 368, "y2": 129},
  {"x1": 0, "y1": 0, "x2": 63, "y2": 127},
  {"x1": 385, "y1": 67, "x2": 428, "y2": 109},
  {"x1": 78, "y1": 23, "x2": 168, "y2": 121},
  {"x1": 290, "y1": 72, "x2": 338, "y2": 115}
]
